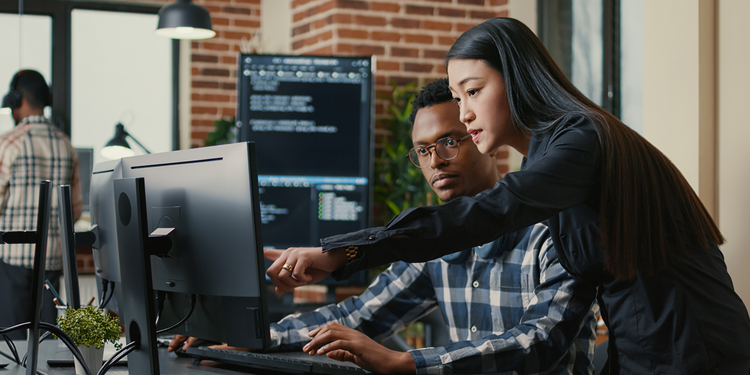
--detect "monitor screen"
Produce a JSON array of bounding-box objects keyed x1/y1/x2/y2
[{"x1": 237, "y1": 54, "x2": 373, "y2": 285}]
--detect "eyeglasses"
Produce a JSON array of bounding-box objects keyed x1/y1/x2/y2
[{"x1": 407, "y1": 134, "x2": 472, "y2": 168}]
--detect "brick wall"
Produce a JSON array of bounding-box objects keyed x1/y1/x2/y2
[
  {"x1": 289, "y1": 0, "x2": 512, "y2": 173},
  {"x1": 189, "y1": 0, "x2": 262, "y2": 146}
]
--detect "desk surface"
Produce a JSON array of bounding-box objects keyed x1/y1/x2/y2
[{"x1": 0, "y1": 339, "x2": 257, "y2": 375}]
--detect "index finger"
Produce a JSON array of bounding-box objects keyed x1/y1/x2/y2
[{"x1": 264, "y1": 248, "x2": 284, "y2": 261}]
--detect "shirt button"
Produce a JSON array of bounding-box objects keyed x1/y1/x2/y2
[
  {"x1": 472, "y1": 281, "x2": 479, "y2": 288},
  {"x1": 471, "y1": 326, "x2": 477, "y2": 333}
]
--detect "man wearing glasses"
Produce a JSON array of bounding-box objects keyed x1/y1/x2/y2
[{"x1": 172, "y1": 78, "x2": 599, "y2": 375}]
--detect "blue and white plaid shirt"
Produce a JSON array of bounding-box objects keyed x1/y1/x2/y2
[{"x1": 268, "y1": 224, "x2": 598, "y2": 375}]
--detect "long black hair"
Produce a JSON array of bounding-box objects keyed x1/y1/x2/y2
[{"x1": 445, "y1": 18, "x2": 723, "y2": 280}]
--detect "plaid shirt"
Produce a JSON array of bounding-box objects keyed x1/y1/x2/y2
[
  {"x1": 269, "y1": 224, "x2": 598, "y2": 375},
  {"x1": 0, "y1": 115, "x2": 82, "y2": 270}
]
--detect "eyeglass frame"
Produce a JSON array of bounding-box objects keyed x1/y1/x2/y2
[{"x1": 406, "y1": 134, "x2": 472, "y2": 168}]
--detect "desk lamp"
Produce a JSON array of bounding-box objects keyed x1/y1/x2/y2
[
  {"x1": 155, "y1": 0, "x2": 216, "y2": 40},
  {"x1": 101, "y1": 123, "x2": 151, "y2": 160}
]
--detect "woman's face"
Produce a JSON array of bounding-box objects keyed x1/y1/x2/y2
[{"x1": 448, "y1": 59, "x2": 528, "y2": 156}]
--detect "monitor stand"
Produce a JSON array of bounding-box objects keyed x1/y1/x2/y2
[{"x1": 113, "y1": 177, "x2": 160, "y2": 375}]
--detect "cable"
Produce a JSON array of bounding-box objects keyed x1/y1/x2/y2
[
  {"x1": 100, "y1": 282, "x2": 115, "y2": 310},
  {"x1": 156, "y1": 294, "x2": 196, "y2": 335},
  {"x1": 97, "y1": 341, "x2": 135, "y2": 375},
  {"x1": 1, "y1": 334, "x2": 20, "y2": 364},
  {"x1": 98, "y1": 278, "x2": 109, "y2": 309},
  {"x1": 39, "y1": 323, "x2": 93, "y2": 375}
]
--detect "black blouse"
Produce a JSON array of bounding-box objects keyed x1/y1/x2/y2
[{"x1": 321, "y1": 114, "x2": 750, "y2": 374}]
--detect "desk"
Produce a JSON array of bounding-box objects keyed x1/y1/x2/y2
[{"x1": 0, "y1": 340, "x2": 258, "y2": 375}]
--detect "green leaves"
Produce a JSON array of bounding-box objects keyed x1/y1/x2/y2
[
  {"x1": 55, "y1": 306, "x2": 123, "y2": 350},
  {"x1": 205, "y1": 117, "x2": 236, "y2": 146},
  {"x1": 373, "y1": 82, "x2": 439, "y2": 227}
]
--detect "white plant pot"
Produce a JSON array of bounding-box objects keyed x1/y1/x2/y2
[{"x1": 75, "y1": 345, "x2": 104, "y2": 375}]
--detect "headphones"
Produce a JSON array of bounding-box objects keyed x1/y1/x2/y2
[{"x1": 1, "y1": 70, "x2": 28, "y2": 110}]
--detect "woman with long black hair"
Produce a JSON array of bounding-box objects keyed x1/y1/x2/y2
[{"x1": 267, "y1": 18, "x2": 750, "y2": 374}]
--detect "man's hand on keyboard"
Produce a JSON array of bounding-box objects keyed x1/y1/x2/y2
[
  {"x1": 303, "y1": 322, "x2": 416, "y2": 374},
  {"x1": 167, "y1": 335, "x2": 197, "y2": 352},
  {"x1": 167, "y1": 335, "x2": 251, "y2": 353}
]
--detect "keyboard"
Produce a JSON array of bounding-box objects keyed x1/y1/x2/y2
[{"x1": 178, "y1": 346, "x2": 368, "y2": 375}]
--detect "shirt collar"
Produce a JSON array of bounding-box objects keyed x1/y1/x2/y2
[{"x1": 18, "y1": 115, "x2": 50, "y2": 126}]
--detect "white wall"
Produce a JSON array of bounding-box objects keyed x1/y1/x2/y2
[
  {"x1": 644, "y1": 0, "x2": 748, "y2": 307},
  {"x1": 717, "y1": 0, "x2": 750, "y2": 307}
]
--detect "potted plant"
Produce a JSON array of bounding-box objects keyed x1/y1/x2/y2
[{"x1": 55, "y1": 305, "x2": 122, "y2": 375}]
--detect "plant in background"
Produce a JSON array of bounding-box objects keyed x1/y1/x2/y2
[
  {"x1": 55, "y1": 305, "x2": 123, "y2": 350},
  {"x1": 205, "y1": 117, "x2": 236, "y2": 146},
  {"x1": 373, "y1": 82, "x2": 439, "y2": 227}
]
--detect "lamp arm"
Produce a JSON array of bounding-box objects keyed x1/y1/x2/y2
[{"x1": 126, "y1": 133, "x2": 152, "y2": 154}]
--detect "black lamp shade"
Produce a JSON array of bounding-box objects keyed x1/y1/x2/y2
[{"x1": 155, "y1": 0, "x2": 216, "y2": 40}]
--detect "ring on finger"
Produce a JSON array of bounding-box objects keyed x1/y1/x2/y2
[{"x1": 282, "y1": 263, "x2": 293, "y2": 273}]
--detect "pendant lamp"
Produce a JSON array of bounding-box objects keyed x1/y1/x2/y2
[{"x1": 155, "y1": 0, "x2": 216, "y2": 40}]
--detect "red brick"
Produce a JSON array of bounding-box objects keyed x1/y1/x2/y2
[
  {"x1": 423, "y1": 20, "x2": 452, "y2": 31},
  {"x1": 293, "y1": 23, "x2": 311, "y2": 37},
  {"x1": 223, "y1": 31, "x2": 254, "y2": 40},
  {"x1": 404, "y1": 34, "x2": 433, "y2": 44},
  {"x1": 353, "y1": 45, "x2": 385, "y2": 56},
  {"x1": 292, "y1": 40, "x2": 305, "y2": 50},
  {"x1": 292, "y1": 0, "x2": 314, "y2": 7},
  {"x1": 221, "y1": 82, "x2": 236, "y2": 90},
  {"x1": 391, "y1": 47, "x2": 419, "y2": 57},
  {"x1": 192, "y1": 93, "x2": 231, "y2": 102},
  {"x1": 489, "y1": 0, "x2": 508, "y2": 5},
  {"x1": 221, "y1": 107, "x2": 236, "y2": 116},
  {"x1": 336, "y1": 43, "x2": 354, "y2": 53},
  {"x1": 191, "y1": 67, "x2": 200, "y2": 75},
  {"x1": 375, "y1": 75, "x2": 386, "y2": 85},
  {"x1": 192, "y1": 54, "x2": 219, "y2": 63},
  {"x1": 438, "y1": 8, "x2": 465, "y2": 18},
  {"x1": 370, "y1": 1, "x2": 400, "y2": 12},
  {"x1": 313, "y1": 18, "x2": 330, "y2": 29},
  {"x1": 293, "y1": 11, "x2": 306, "y2": 22},
  {"x1": 212, "y1": 17, "x2": 230, "y2": 26},
  {"x1": 193, "y1": 80, "x2": 220, "y2": 89},
  {"x1": 355, "y1": 15, "x2": 387, "y2": 26},
  {"x1": 371, "y1": 31, "x2": 400, "y2": 42},
  {"x1": 222, "y1": 6, "x2": 252, "y2": 15},
  {"x1": 377, "y1": 61, "x2": 400, "y2": 71},
  {"x1": 338, "y1": 28, "x2": 368, "y2": 39},
  {"x1": 470, "y1": 10, "x2": 498, "y2": 19},
  {"x1": 497, "y1": 9, "x2": 509, "y2": 17},
  {"x1": 234, "y1": 19, "x2": 260, "y2": 28},
  {"x1": 405, "y1": 5, "x2": 433, "y2": 15},
  {"x1": 306, "y1": 46, "x2": 334, "y2": 55},
  {"x1": 404, "y1": 63, "x2": 433, "y2": 73},
  {"x1": 438, "y1": 36, "x2": 456, "y2": 45},
  {"x1": 234, "y1": 0, "x2": 260, "y2": 4},
  {"x1": 335, "y1": 0, "x2": 368, "y2": 10},
  {"x1": 424, "y1": 49, "x2": 447, "y2": 59},
  {"x1": 308, "y1": 1, "x2": 336, "y2": 17},
  {"x1": 192, "y1": 106, "x2": 218, "y2": 114},
  {"x1": 391, "y1": 18, "x2": 420, "y2": 29},
  {"x1": 191, "y1": 119, "x2": 215, "y2": 127},
  {"x1": 192, "y1": 41, "x2": 199, "y2": 48},
  {"x1": 203, "y1": 42, "x2": 230, "y2": 51},
  {"x1": 457, "y1": 22, "x2": 479, "y2": 33},
  {"x1": 457, "y1": 0, "x2": 485, "y2": 5},
  {"x1": 222, "y1": 55, "x2": 237, "y2": 65},
  {"x1": 434, "y1": 63, "x2": 446, "y2": 74},
  {"x1": 495, "y1": 149, "x2": 509, "y2": 159},
  {"x1": 201, "y1": 68, "x2": 230, "y2": 77},
  {"x1": 203, "y1": 6, "x2": 222, "y2": 13},
  {"x1": 329, "y1": 13, "x2": 352, "y2": 24}
]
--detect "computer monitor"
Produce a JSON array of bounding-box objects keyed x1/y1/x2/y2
[
  {"x1": 91, "y1": 143, "x2": 270, "y2": 358},
  {"x1": 237, "y1": 54, "x2": 373, "y2": 286}
]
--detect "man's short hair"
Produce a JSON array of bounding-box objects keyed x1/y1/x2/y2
[
  {"x1": 13, "y1": 70, "x2": 52, "y2": 109},
  {"x1": 408, "y1": 78, "x2": 453, "y2": 127}
]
